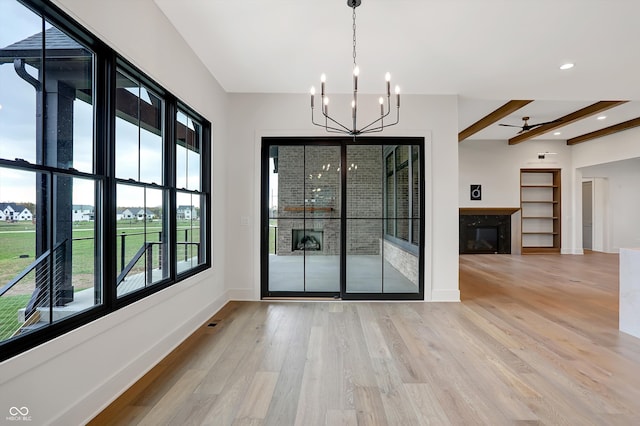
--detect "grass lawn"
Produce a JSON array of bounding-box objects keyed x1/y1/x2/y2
[
  {"x1": 0, "y1": 294, "x2": 31, "y2": 340},
  {"x1": 0, "y1": 219, "x2": 201, "y2": 342},
  {"x1": 0, "y1": 219, "x2": 200, "y2": 286}
]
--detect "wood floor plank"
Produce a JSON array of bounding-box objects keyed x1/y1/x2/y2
[
  {"x1": 91, "y1": 252, "x2": 640, "y2": 426},
  {"x1": 235, "y1": 371, "x2": 279, "y2": 421},
  {"x1": 404, "y1": 383, "x2": 451, "y2": 425},
  {"x1": 324, "y1": 409, "x2": 357, "y2": 426},
  {"x1": 138, "y1": 368, "x2": 208, "y2": 426}
]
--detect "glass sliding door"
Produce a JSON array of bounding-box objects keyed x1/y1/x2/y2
[
  {"x1": 304, "y1": 146, "x2": 341, "y2": 292},
  {"x1": 262, "y1": 138, "x2": 423, "y2": 300},
  {"x1": 344, "y1": 144, "x2": 422, "y2": 297},
  {"x1": 264, "y1": 143, "x2": 341, "y2": 296}
]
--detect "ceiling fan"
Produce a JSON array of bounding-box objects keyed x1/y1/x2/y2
[{"x1": 499, "y1": 116, "x2": 561, "y2": 133}]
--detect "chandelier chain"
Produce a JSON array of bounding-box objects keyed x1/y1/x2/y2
[{"x1": 352, "y1": 6, "x2": 357, "y2": 67}]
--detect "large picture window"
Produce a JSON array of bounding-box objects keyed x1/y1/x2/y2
[{"x1": 0, "y1": 0, "x2": 211, "y2": 361}]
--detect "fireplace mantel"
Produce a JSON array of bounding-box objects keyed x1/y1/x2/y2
[
  {"x1": 284, "y1": 206, "x2": 333, "y2": 212},
  {"x1": 460, "y1": 207, "x2": 520, "y2": 216}
]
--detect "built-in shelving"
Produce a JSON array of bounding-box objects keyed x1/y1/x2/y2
[{"x1": 520, "y1": 169, "x2": 561, "y2": 254}]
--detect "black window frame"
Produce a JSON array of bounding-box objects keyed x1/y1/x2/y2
[
  {"x1": 383, "y1": 145, "x2": 420, "y2": 255},
  {"x1": 0, "y1": 0, "x2": 212, "y2": 361}
]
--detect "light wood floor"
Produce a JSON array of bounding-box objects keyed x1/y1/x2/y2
[{"x1": 90, "y1": 252, "x2": 640, "y2": 425}]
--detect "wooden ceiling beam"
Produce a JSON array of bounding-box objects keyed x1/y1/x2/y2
[
  {"x1": 508, "y1": 101, "x2": 628, "y2": 145},
  {"x1": 458, "y1": 100, "x2": 533, "y2": 142},
  {"x1": 567, "y1": 116, "x2": 640, "y2": 145}
]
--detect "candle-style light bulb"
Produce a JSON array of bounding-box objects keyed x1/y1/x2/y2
[
  {"x1": 310, "y1": 86, "x2": 316, "y2": 108},
  {"x1": 379, "y1": 96, "x2": 384, "y2": 115},
  {"x1": 353, "y1": 65, "x2": 359, "y2": 91},
  {"x1": 385, "y1": 72, "x2": 391, "y2": 96},
  {"x1": 323, "y1": 96, "x2": 329, "y2": 114},
  {"x1": 321, "y1": 74, "x2": 326, "y2": 96},
  {"x1": 395, "y1": 85, "x2": 400, "y2": 107}
]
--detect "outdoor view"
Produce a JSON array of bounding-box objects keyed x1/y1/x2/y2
[
  {"x1": 0, "y1": 0, "x2": 205, "y2": 346},
  {"x1": 265, "y1": 142, "x2": 422, "y2": 297}
]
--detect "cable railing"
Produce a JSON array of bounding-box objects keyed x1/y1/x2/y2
[
  {"x1": 0, "y1": 240, "x2": 67, "y2": 341},
  {"x1": 0, "y1": 228, "x2": 201, "y2": 341}
]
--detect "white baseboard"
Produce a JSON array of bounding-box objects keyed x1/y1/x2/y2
[
  {"x1": 562, "y1": 248, "x2": 584, "y2": 255},
  {"x1": 78, "y1": 291, "x2": 230, "y2": 425},
  {"x1": 431, "y1": 289, "x2": 461, "y2": 302},
  {"x1": 227, "y1": 288, "x2": 257, "y2": 300}
]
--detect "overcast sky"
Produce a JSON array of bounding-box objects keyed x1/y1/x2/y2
[{"x1": 0, "y1": 0, "x2": 200, "y2": 209}]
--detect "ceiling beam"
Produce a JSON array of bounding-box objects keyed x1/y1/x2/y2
[
  {"x1": 508, "y1": 101, "x2": 628, "y2": 145},
  {"x1": 567, "y1": 116, "x2": 640, "y2": 145},
  {"x1": 458, "y1": 100, "x2": 533, "y2": 142}
]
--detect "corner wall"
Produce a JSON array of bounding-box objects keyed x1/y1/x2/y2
[
  {"x1": 0, "y1": 1, "x2": 230, "y2": 424},
  {"x1": 581, "y1": 159, "x2": 640, "y2": 252}
]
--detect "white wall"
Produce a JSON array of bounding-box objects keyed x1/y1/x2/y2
[
  {"x1": 225, "y1": 93, "x2": 460, "y2": 302},
  {"x1": 570, "y1": 127, "x2": 640, "y2": 253},
  {"x1": 458, "y1": 139, "x2": 574, "y2": 252},
  {"x1": 581, "y1": 159, "x2": 640, "y2": 251},
  {"x1": 0, "y1": 1, "x2": 229, "y2": 424}
]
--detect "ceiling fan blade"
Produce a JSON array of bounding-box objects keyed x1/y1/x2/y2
[
  {"x1": 498, "y1": 124, "x2": 522, "y2": 128},
  {"x1": 529, "y1": 118, "x2": 562, "y2": 127}
]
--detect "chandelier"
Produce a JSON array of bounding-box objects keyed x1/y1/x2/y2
[{"x1": 310, "y1": 0, "x2": 400, "y2": 137}]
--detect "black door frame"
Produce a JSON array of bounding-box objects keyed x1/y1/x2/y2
[{"x1": 260, "y1": 136, "x2": 425, "y2": 300}]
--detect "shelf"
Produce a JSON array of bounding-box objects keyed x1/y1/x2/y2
[
  {"x1": 520, "y1": 168, "x2": 561, "y2": 254},
  {"x1": 522, "y1": 246, "x2": 561, "y2": 254}
]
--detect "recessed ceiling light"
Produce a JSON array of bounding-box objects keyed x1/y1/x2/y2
[
  {"x1": 597, "y1": 115, "x2": 607, "y2": 120},
  {"x1": 554, "y1": 132, "x2": 561, "y2": 136},
  {"x1": 560, "y1": 63, "x2": 574, "y2": 70}
]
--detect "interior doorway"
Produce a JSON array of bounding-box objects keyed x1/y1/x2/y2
[
  {"x1": 261, "y1": 137, "x2": 425, "y2": 300},
  {"x1": 582, "y1": 181, "x2": 593, "y2": 250}
]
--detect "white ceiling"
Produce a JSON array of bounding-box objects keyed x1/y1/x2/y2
[{"x1": 154, "y1": 0, "x2": 640, "y2": 141}]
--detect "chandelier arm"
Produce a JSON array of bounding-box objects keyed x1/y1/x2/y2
[
  {"x1": 322, "y1": 111, "x2": 353, "y2": 133},
  {"x1": 358, "y1": 101, "x2": 392, "y2": 133},
  {"x1": 359, "y1": 128, "x2": 385, "y2": 135},
  {"x1": 312, "y1": 108, "x2": 348, "y2": 133},
  {"x1": 359, "y1": 106, "x2": 400, "y2": 134},
  {"x1": 312, "y1": 109, "x2": 350, "y2": 133}
]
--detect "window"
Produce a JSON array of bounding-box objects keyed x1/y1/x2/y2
[
  {"x1": 176, "y1": 109, "x2": 206, "y2": 274},
  {"x1": 0, "y1": 2, "x2": 101, "y2": 347},
  {"x1": 0, "y1": 0, "x2": 211, "y2": 361},
  {"x1": 384, "y1": 145, "x2": 420, "y2": 251},
  {"x1": 115, "y1": 69, "x2": 168, "y2": 296}
]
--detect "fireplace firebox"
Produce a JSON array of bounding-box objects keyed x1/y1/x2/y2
[
  {"x1": 292, "y1": 229, "x2": 323, "y2": 251},
  {"x1": 459, "y1": 215, "x2": 511, "y2": 254}
]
